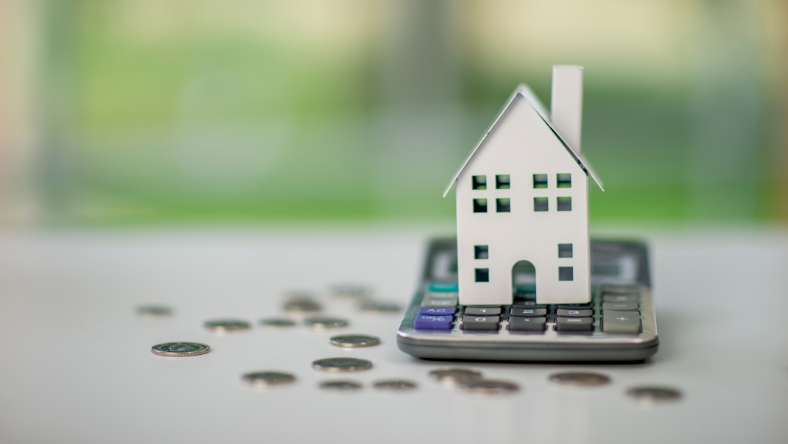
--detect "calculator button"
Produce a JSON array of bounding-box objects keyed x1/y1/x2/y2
[
  {"x1": 424, "y1": 291, "x2": 459, "y2": 299},
  {"x1": 601, "y1": 302, "x2": 638, "y2": 311},
  {"x1": 429, "y1": 283, "x2": 459, "y2": 292},
  {"x1": 601, "y1": 284, "x2": 640, "y2": 294},
  {"x1": 461, "y1": 316, "x2": 500, "y2": 331},
  {"x1": 602, "y1": 294, "x2": 638, "y2": 303},
  {"x1": 510, "y1": 308, "x2": 547, "y2": 317},
  {"x1": 465, "y1": 307, "x2": 502, "y2": 316},
  {"x1": 556, "y1": 317, "x2": 594, "y2": 331},
  {"x1": 556, "y1": 309, "x2": 593, "y2": 317},
  {"x1": 512, "y1": 301, "x2": 548, "y2": 309},
  {"x1": 418, "y1": 307, "x2": 456, "y2": 315},
  {"x1": 602, "y1": 310, "x2": 641, "y2": 334},
  {"x1": 422, "y1": 298, "x2": 458, "y2": 307},
  {"x1": 557, "y1": 302, "x2": 593, "y2": 310},
  {"x1": 414, "y1": 315, "x2": 454, "y2": 330},
  {"x1": 508, "y1": 317, "x2": 546, "y2": 332}
]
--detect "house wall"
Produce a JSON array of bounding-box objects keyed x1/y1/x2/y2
[{"x1": 455, "y1": 94, "x2": 590, "y2": 305}]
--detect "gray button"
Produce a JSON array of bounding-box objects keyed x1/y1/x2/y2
[
  {"x1": 508, "y1": 317, "x2": 546, "y2": 332},
  {"x1": 602, "y1": 301, "x2": 638, "y2": 311},
  {"x1": 602, "y1": 310, "x2": 641, "y2": 334},
  {"x1": 601, "y1": 284, "x2": 640, "y2": 294},
  {"x1": 465, "y1": 307, "x2": 501, "y2": 315},
  {"x1": 510, "y1": 308, "x2": 547, "y2": 317},
  {"x1": 421, "y1": 298, "x2": 458, "y2": 307},
  {"x1": 556, "y1": 316, "x2": 594, "y2": 331},
  {"x1": 512, "y1": 301, "x2": 548, "y2": 309},
  {"x1": 557, "y1": 302, "x2": 593, "y2": 310},
  {"x1": 602, "y1": 294, "x2": 638, "y2": 302},
  {"x1": 557, "y1": 308, "x2": 593, "y2": 317},
  {"x1": 461, "y1": 315, "x2": 500, "y2": 331}
]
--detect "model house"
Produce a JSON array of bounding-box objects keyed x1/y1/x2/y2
[{"x1": 443, "y1": 66, "x2": 603, "y2": 305}]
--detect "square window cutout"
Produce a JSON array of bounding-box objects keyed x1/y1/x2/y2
[
  {"x1": 557, "y1": 173, "x2": 571, "y2": 188},
  {"x1": 534, "y1": 197, "x2": 548, "y2": 212},
  {"x1": 558, "y1": 267, "x2": 573, "y2": 281},
  {"x1": 472, "y1": 175, "x2": 487, "y2": 190},
  {"x1": 533, "y1": 174, "x2": 547, "y2": 189},
  {"x1": 557, "y1": 196, "x2": 572, "y2": 211},
  {"x1": 474, "y1": 245, "x2": 489, "y2": 259},
  {"x1": 475, "y1": 268, "x2": 490, "y2": 282},
  {"x1": 558, "y1": 243, "x2": 573, "y2": 258},
  {"x1": 473, "y1": 198, "x2": 488, "y2": 213},
  {"x1": 496, "y1": 175, "x2": 510, "y2": 189},
  {"x1": 496, "y1": 198, "x2": 511, "y2": 213}
]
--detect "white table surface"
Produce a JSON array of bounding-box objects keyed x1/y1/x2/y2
[{"x1": 0, "y1": 227, "x2": 786, "y2": 444}]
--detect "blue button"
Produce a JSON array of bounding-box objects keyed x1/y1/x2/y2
[
  {"x1": 428, "y1": 283, "x2": 459, "y2": 292},
  {"x1": 414, "y1": 315, "x2": 453, "y2": 330},
  {"x1": 418, "y1": 307, "x2": 456, "y2": 315}
]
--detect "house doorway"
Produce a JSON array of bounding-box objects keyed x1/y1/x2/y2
[{"x1": 512, "y1": 260, "x2": 536, "y2": 296}]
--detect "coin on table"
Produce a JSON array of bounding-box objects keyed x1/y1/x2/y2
[
  {"x1": 242, "y1": 371, "x2": 297, "y2": 388},
  {"x1": 204, "y1": 319, "x2": 251, "y2": 332},
  {"x1": 330, "y1": 334, "x2": 380, "y2": 348},
  {"x1": 259, "y1": 318, "x2": 297, "y2": 328},
  {"x1": 548, "y1": 371, "x2": 611, "y2": 388},
  {"x1": 312, "y1": 357, "x2": 373, "y2": 373},
  {"x1": 151, "y1": 342, "x2": 210, "y2": 357},
  {"x1": 428, "y1": 368, "x2": 483, "y2": 385},
  {"x1": 330, "y1": 284, "x2": 373, "y2": 300},
  {"x1": 358, "y1": 301, "x2": 402, "y2": 314},
  {"x1": 319, "y1": 380, "x2": 363, "y2": 392},
  {"x1": 283, "y1": 299, "x2": 322, "y2": 314},
  {"x1": 626, "y1": 386, "x2": 682, "y2": 404},
  {"x1": 462, "y1": 380, "x2": 520, "y2": 396},
  {"x1": 137, "y1": 305, "x2": 172, "y2": 317},
  {"x1": 304, "y1": 317, "x2": 349, "y2": 330},
  {"x1": 373, "y1": 379, "x2": 418, "y2": 392}
]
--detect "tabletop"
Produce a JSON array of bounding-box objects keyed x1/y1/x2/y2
[{"x1": 0, "y1": 227, "x2": 786, "y2": 444}]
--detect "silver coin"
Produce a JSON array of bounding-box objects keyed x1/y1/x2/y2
[
  {"x1": 259, "y1": 318, "x2": 297, "y2": 328},
  {"x1": 204, "y1": 319, "x2": 251, "y2": 332},
  {"x1": 304, "y1": 317, "x2": 349, "y2": 330},
  {"x1": 312, "y1": 357, "x2": 373, "y2": 373},
  {"x1": 462, "y1": 380, "x2": 520, "y2": 396},
  {"x1": 428, "y1": 368, "x2": 483, "y2": 385},
  {"x1": 283, "y1": 299, "x2": 322, "y2": 313},
  {"x1": 548, "y1": 371, "x2": 611, "y2": 388},
  {"x1": 151, "y1": 342, "x2": 210, "y2": 357},
  {"x1": 626, "y1": 386, "x2": 682, "y2": 404},
  {"x1": 358, "y1": 301, "x2": 402, "y2": 314},
  {"x1": 373, "y1": 379, "x2": 418, "y2": 392},
  {"x1": 330, "y1": 284, "x2": 373, "y2": 300},
  {"x1": 319, "y1": 380, "x2": 363, "y2": 392},
  {"x1": 330, "y1": 334, "x2": 380, "y2": 348},
  {"x1": 242, "y1": 371, "x2": 297, "y2": 388},
  {"x1": 137, "y1": 305, "x2": 172, "y2": 317}
]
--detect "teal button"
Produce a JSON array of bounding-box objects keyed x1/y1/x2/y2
[{"x1": 428, "y1": 283, "x2": 459, "y2": 292}]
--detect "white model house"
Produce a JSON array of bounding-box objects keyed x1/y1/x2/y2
[{"x1": 443, "y1": 66, "x2": 603, "y2": 305}]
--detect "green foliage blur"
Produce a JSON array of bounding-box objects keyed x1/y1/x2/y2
[{"x1": 29, "y1": 0, "x2": 787, "y2": 226}]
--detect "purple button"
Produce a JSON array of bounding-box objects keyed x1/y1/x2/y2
[
  {"x1": 418, "y1": 307, "x2": 456, "y2": 316},
  {"x1": 414, "y1": 315, "x2": 453, "y2": 330}
]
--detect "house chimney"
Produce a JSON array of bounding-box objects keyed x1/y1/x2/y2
[{"x1": 550, "y1": 65, "x2": 584, "y2": 152}]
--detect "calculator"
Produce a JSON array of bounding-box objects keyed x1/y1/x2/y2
[{"x1": 396, "y1": 238, "x2": 658, "y2": 362}]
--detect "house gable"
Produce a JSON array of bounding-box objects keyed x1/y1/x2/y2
[{"x1": 443, "y1": 85, "x2": 603, "y2": 197}]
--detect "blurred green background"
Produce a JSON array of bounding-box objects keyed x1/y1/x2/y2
[{"x1": 1, "y1": 0, "x2": 786, "y2": 226}]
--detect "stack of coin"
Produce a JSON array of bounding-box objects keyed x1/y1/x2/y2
[
  {"x1": 373, "y1": 379, "x2": 418, "y2": 392},
  {"x1": 548, "y1": 372, "x2": 611, "y2": 388},
  {"x1": 283, "y1": 296, "x2": 322, "y2": 314},
  {"x1": 242, "y1": 371, "x2": 297, "y2": 388},
  {"x1": 428, "y1": 368, "x2": 484, "y2": 386},
  {"x1": 318, "y1": 380, "x2": 363, "y2": 392},
  {"x1": 357, "y1": 301, "x2": 402, "y2": 314},
  {"x1": 151, "y1": 342, "x2": 210, "y2": 357},
  {"x1": 329, "y1": 334, "x2": 380, "y2": 348},
  {"x1": 312, "y1": 357, "x2": 373, "y2": 373},
  {"x1": 259, "y1": 318, "x2": 297, "y2": 328},
  {"x1": 304, "y1": 317, "x2": 349, "y2": 330},
  {"x1": 329, "y1": 284, "x2": 373, "y2": 300},
  {"x1": 204, "y1": 319, "x2": 251, "y2": 332},
  {"x1": 137, "y1": 305, "x2": 173, "y2": 317}
]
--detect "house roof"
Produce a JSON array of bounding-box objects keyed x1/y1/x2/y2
[{"x1": 442, "y1": 84, "x2": 604, "y2": 197}]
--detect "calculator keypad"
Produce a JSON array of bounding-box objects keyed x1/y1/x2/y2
[{"x1": 412, "y1": 285, "x2": 644, "y2": 335}]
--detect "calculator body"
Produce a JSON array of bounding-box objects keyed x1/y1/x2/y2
[{"x1": 396, "y1": 238, "x2": 658, "y2": 362}]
